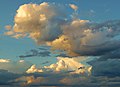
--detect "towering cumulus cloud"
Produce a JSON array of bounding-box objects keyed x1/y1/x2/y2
[{"x1": 5, "y1": 2, "x2": 66, "y2": 43}]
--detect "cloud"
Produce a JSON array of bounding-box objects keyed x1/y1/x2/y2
[
  {"x1": 98, "y1": 48, "x2": 120, "y2": 60},
  {"x1": 90, "y1": 59, "x2": 120, "y2": 76},
  {"x1": 2, "y1": 2, "x2": 120, "y2": 86},
  {"x1": 5, "y1": 25, "x2": 12, "y2": 30},
  {"x1": 44, "y1": 57, "x2": 85, "y2": 72},
  {"x1": 0, "y1": 69, "x2": 21, "y2": 85},
  {"x1": 26, "y1": 65, "x2": 43, "y2": 74},
  {"x1": 0, "y1": 60, "x2": 32, "y2": 73},
  {"x1": 5, "y1": 2, "x2": 120, "y2": 58},
  {"x1": 13, "y1": 74, "x2": 63, "y2": 86},
  {"x1": 0, "y1": 59, "x2": 10, "y2": 63},
  {"x1": 50, "y1": 20, "x2": 120, "y2": 56},
  {"x1": 12, "y1": 72, "x2": 120, "y2": 87},
  {"x1": 69, "y1": 4, "x2": 78, "y2": 11},
  {"x1": 5, "y1": 2, "x2": 66, "y2": 44},
  {"x1": 41, "y1": 61, "x2": 50, "y2": 65},
  {"x1": 19, "y1": 48, "x2": 51, "y2": 59},
  {"x1": 3, "y1": 2, "x2": 120, "y2": 86},
  {"x1": 25, "y1": 57, "x2": 92, "y2": 75},
  {"x1": 0, "y1": 58, "x2": 118, "y2": 86}
]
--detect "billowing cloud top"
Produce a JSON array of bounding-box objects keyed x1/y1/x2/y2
[
  {"x1": 5, "y1": 2, "x2": 66, "y2": 42},
  {"x1": 26, "y1": 57, "x2": 92, "y2": 75}
]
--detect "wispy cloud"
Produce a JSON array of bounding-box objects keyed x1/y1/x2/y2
[{"x1": 19, "y1": 48, "x2": 51, "y2": 59}]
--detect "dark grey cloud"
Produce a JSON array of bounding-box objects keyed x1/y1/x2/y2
[
  {"x1": 10, "y1": 72, "x2": 120, "y2": 87},
  {"x1": 0, "y1": 68, "x2": 120, "y2": 87},
  {"x1": 98, "y1": 48, "x2": 120, "y2": 61},
  {"x1": 41, "y1": 61, "x2": 50, "y2": 65},
  {"x1": 56, "y1": 53, "x2": 71, "y2": 57},
  {"x1": 89, "y1": 59, "x2": 120, "y2": 76},
  {"x1": 19, "y1": 48, "x2": 51, "y2": 59},
  {"x1": 38, "y1": 46, "x2": 50, "y2": 51},
  {"x1": 71, "y1": 20, "x2": 120, "y2": 56},
  {"x1": 74, "y1": 40, "x2": 120, "y2": 56},
  {"x1": 0, "y1": 69, "x2": 21, "y2": 85}
]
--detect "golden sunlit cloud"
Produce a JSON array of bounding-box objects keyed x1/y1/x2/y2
[
  {"x1": 0, "y1": 59, "x2": 10, "y2": 63},
  {"x1": 69, "y1": 4, "x2": 78, "y2": 11},
  {"x1": 26, "y1": 65, "x2": 43, "y2": 74},
  {"x1": 4, "y1": 2, "x2": 120, "y2": 57}
]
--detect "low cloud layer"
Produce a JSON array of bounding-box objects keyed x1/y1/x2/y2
[
  {"x1": 5, "y1": 71, "x2": 120, "y2": 87},
  {"x1": 0, "y1": 58, "x2": 119, "y2": 86}
]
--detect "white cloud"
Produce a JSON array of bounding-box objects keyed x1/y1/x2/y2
[
  {"x1": 44, "y1": 57, "x2": 85, "y2": 72},
  {"x1": 26, "y1": 57, "x2": 92, "y2": 75},
  {"x1": 26, "y1": 65, "x2": 43, "y2": 74}
]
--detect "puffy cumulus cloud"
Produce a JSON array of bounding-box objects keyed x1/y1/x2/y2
[
  {"x1": 69, "y1": 4, "x2": 78, "y2": 11},
  {"x1": 5, "y1": 2, "x2": 120, "y2": 57},
  {"x1": 44, "y1": 57, "x2": 91, "y2": 73},
  {"x1": 26, "y1": 65, "x2": 43, "y2": 74},
  {"x1": 5, "y1": 2, "x2": 66, "y2": 43},
  {"x1": 44, "y1": 57, "x2": 85, "y2": 72},
  {"x1": 26, "y1": 57, "x2": 92, "y2": 75},
  {"x1": 0, "y1": 59, "x2": 32, "y2": 73}
]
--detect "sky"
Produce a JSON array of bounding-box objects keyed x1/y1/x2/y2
[{"x1": 0, "y1": 0, "x2": 120, "y2": 87}]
